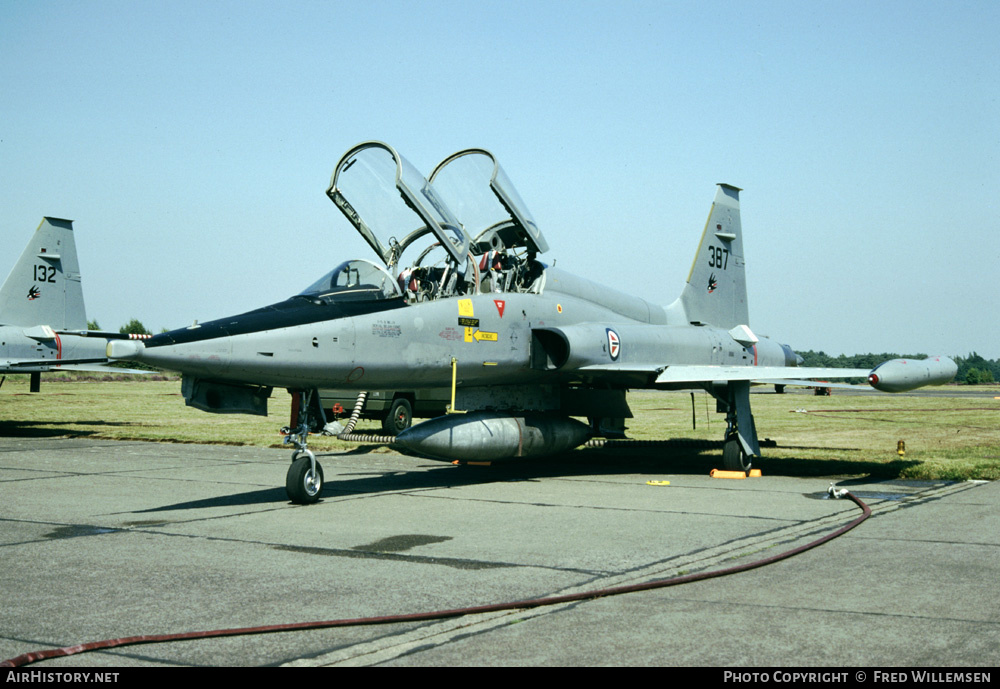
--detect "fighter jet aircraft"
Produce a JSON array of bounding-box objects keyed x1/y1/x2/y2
[
  {"x1": 107, "y1": 142, "x2": 957, "y2": 503},
  {"x1": 1, "y1": 217, "x2": 140, "y2": 391}
]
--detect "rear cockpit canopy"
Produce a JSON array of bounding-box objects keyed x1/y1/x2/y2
[{"x1": 428, "y1": 148, "x2": 548, "y2": 256}]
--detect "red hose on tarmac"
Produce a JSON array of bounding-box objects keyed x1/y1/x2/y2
[{"x1": 1, "y1": 493, "x2": 871, "y2": 668}]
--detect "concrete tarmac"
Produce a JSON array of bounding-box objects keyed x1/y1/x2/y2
[{"x1": 0, "y1": 437, "x2": 996, "y2": 667}]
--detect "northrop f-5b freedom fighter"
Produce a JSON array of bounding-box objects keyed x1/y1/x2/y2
[{"x1": 107, "y1": 142, "x2": 957, "y2": 503}]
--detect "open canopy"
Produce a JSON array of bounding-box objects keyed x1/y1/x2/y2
[
  {"x1": 324, "y1": 141, "x2": 551, "y2": 303},
  {"x1": 326, "y1": 141, "x2": 470, "y2": 269},
  {"x1": 327, "y1": 142, "x2": 549, "y2": 267},
  {"x1": 429, "y1": 148, "x2": 548, "y2": 256}
]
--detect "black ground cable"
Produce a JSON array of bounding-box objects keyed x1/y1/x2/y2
[{"x1": 2, "y1": 492, "x2": 870, "y2": 668}]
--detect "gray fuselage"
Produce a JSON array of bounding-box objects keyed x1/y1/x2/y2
[{"x1": 120, "y1": 265, "x2": 791, "y2": 393}]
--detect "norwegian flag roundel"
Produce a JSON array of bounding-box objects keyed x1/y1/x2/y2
[{"x1": 606, "y1": 328, "x2": 620, "y2": 361}]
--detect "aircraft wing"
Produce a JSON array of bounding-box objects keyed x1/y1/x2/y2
[
  {"x1": 654, "y1": 365, "x2": 872, "y2": 385},
  {"x1": 569, "y1": 357, "x2": 954, "y2": 393},
  {"x1": 570, "y1": 363, "x2": 872, "y2": 389},
  {"x1": 1, "y1": 359, "x2": 149, "y2": 374},
  {"x1": 55, "y1": 329, "x2": 152, "y2": 341},
  {"x1": 748, "y1": 378, "x2": 860, "y2": 389}
]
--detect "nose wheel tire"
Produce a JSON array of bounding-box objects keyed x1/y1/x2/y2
[{"x1": 286, "y1": 453, "x2": 324, "y2": 504}]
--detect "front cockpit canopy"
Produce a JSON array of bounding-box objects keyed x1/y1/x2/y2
[{"x1": 327, "y1": 142, "x2": 470, "y2": 270}]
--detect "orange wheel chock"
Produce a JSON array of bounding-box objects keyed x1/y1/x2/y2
[{"x1": 710, "y1": 469, "x2": 763, "y2": 479}]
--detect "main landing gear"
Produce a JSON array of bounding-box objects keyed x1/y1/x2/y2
[
  {"x1": 283, "y1": 389, "x2": 325, "y2": 504},
  {"x1": 716, "y1": 381, "x2": 759, "y2": 473},
  {"x1": 722, "y1": 432, "x2": 752, "y2": 472}
]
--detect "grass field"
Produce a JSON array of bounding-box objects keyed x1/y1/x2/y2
[
  {"x1": 2, "y1": 374, "x2": 998, "y2": 480},
  {"x1": 623, "y1": 387, "x2": 1000, "y2": 480}
]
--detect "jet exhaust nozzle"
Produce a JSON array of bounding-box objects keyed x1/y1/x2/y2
[
  {"x1": 867, "y1": 356, "x2": 957, "y2": 393},
  {"x1": 394, "y1": 412, "x2": 591, "y2": 462}
]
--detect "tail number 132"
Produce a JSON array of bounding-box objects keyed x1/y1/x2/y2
[{"x1": 34, "y1": 264, "x2": 56, "y2": 283}]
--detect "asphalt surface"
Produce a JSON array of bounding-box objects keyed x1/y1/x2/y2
[{"x1": 0, "y1": 436, "x2": 997, "y2": 667}]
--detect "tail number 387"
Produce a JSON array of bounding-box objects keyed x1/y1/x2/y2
[{"x1": 708, "y1": 246, "x2": 729, "y2": 270}]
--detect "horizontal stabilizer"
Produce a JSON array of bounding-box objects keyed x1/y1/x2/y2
[{"x1": 22, "y1": 325, "x2": 57, "y2": 341}]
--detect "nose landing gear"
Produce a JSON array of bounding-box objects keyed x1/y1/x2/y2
[
  {"x1": 283, "y1": 389, "x2": 326, "y2": 504},
  {"x1": 286, "y1": 448, "x2": 324, "y2": 504}
]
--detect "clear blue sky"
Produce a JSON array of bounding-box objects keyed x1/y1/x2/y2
[{"x1": 3, "y1": 0, "x2": 998, "y2": 358}]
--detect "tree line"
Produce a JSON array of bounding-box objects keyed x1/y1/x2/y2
[
  {"x1": 798, "y1": 350, "x2": 997, "y2": 385},
  {"x1": 89, "y1": 318, "x2": 154, "y2": 336}
]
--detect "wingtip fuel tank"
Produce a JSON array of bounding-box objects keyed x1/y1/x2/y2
[{"x1": 867, "y1": 356, "x2": 958, "y2": 393}]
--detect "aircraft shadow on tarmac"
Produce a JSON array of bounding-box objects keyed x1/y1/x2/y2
[
  {"x1": 128, "y1": 443, "x2": 921, "y2": 513},
  {"x1": 0, "y1": 419, "x2": 141, "y2": 438}
]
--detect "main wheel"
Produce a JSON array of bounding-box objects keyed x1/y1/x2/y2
[
  {"x1": 381, "y1": 397, "x2": 413, "y2": 436},
  {"x1": 286, "y1": 454, "x2": 324, "y2": 504},
  {"x1": 722, "y1": 435, "x2": 752, "y2": 472}
]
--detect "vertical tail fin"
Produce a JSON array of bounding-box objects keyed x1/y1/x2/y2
[
  {"x1": 0, "y1": 217, "x2": 88, "y2": 330},
  {"x1": 670, "y1": 184, "x2": 748, "y2": 329}
]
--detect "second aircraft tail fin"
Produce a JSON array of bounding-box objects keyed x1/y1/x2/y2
[{"x1": 0, "y1": 217, "x2": 89, "y2": 330}]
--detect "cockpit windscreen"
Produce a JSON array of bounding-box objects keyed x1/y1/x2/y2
[{"x1": 297, "y1": 259, "x2": 401, "y2": 302}]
